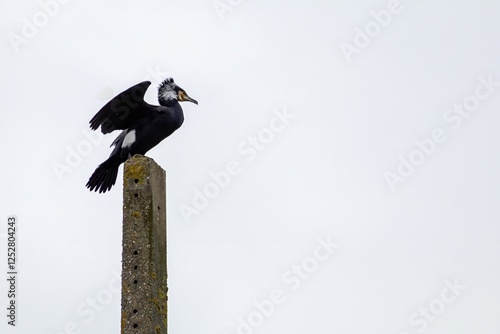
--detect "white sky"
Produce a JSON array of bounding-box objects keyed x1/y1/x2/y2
[{"x1": 1, "y1": 0, "x2": 500, "y2": 333}]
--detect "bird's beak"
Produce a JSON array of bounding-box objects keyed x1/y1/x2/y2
[{"x1": 179, "y1": 90, "x2": 198, "y2": 105}]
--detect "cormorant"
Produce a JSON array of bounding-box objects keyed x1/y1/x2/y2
[{"x1": 86, "y1": 78, "x2": 198, "y2": 193}]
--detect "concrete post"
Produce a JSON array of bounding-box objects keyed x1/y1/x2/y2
[{"x1": 121, "y1": 155, "x2": 168, "y2": 334}]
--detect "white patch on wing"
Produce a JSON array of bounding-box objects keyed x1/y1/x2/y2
[{"x1": 122, "y1": 129, "x2": 136, "y2": 148}]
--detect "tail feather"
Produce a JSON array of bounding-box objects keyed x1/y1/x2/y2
[{"x1": 86, "y1": 159, "x2": 120, "y2": 193}]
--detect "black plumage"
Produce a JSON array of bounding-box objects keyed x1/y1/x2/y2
[{"x1": 86, "y1": 78, "x2": 197, "y2": 193}]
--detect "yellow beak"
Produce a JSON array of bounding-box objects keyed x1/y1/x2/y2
[{"x1": 179, "y1": 91, "x2": 198, "y2": 105}]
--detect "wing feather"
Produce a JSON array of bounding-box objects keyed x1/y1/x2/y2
[{"x1": 89, "y1": 81, "x2": 152, "y2": 134}]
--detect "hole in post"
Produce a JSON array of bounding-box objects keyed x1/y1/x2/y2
[
  {"x1": 158, "y1": 205, "x2": 161, "y2": 210},
  {"x1": 134, "y1": 178, "x2": 139, "y2": 184},
  {"x1": 133, "y1": 280, "x2": 138, "y2": 284},
  {"x1": 134, "y1": 193, "x2": 138, "y2": 198},
  {"x1": 133, "y1": 251, "x2": 138, "y2": 255},
  {"x1": 133, "y1": 324, "x2": 138, "y2": 328},
  {"x1": 133, "y1": 265, "x2": 138, "y2": 270},
  {"x1": 133, "y1": 309, "x2": 138, "y2": 314}
]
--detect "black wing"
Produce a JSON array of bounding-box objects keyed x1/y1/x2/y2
[{"x1": 89, "y1": 81, "x2": 152, "y2": 134}]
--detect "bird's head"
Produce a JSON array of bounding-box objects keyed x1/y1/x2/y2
[{"x1": 158, "y1": 78, "x2": 198, "y2": 106}]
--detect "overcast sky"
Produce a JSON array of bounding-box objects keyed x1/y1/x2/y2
[{"x1": 1, "y1": 0, "x2": 500, "y2": 333}]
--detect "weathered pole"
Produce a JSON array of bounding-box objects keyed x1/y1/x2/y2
[{"x1": 121, "y1": 155, "x2": 168, "y2": 334}]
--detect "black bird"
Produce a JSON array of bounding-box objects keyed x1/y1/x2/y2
[{"x1": 86, "y1": 78, "x2": 198, "y2": 193}]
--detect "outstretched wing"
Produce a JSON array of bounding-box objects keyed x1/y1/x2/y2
[{"x1": 89, "y1": 81, "x2": 152, "y2": 134}]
